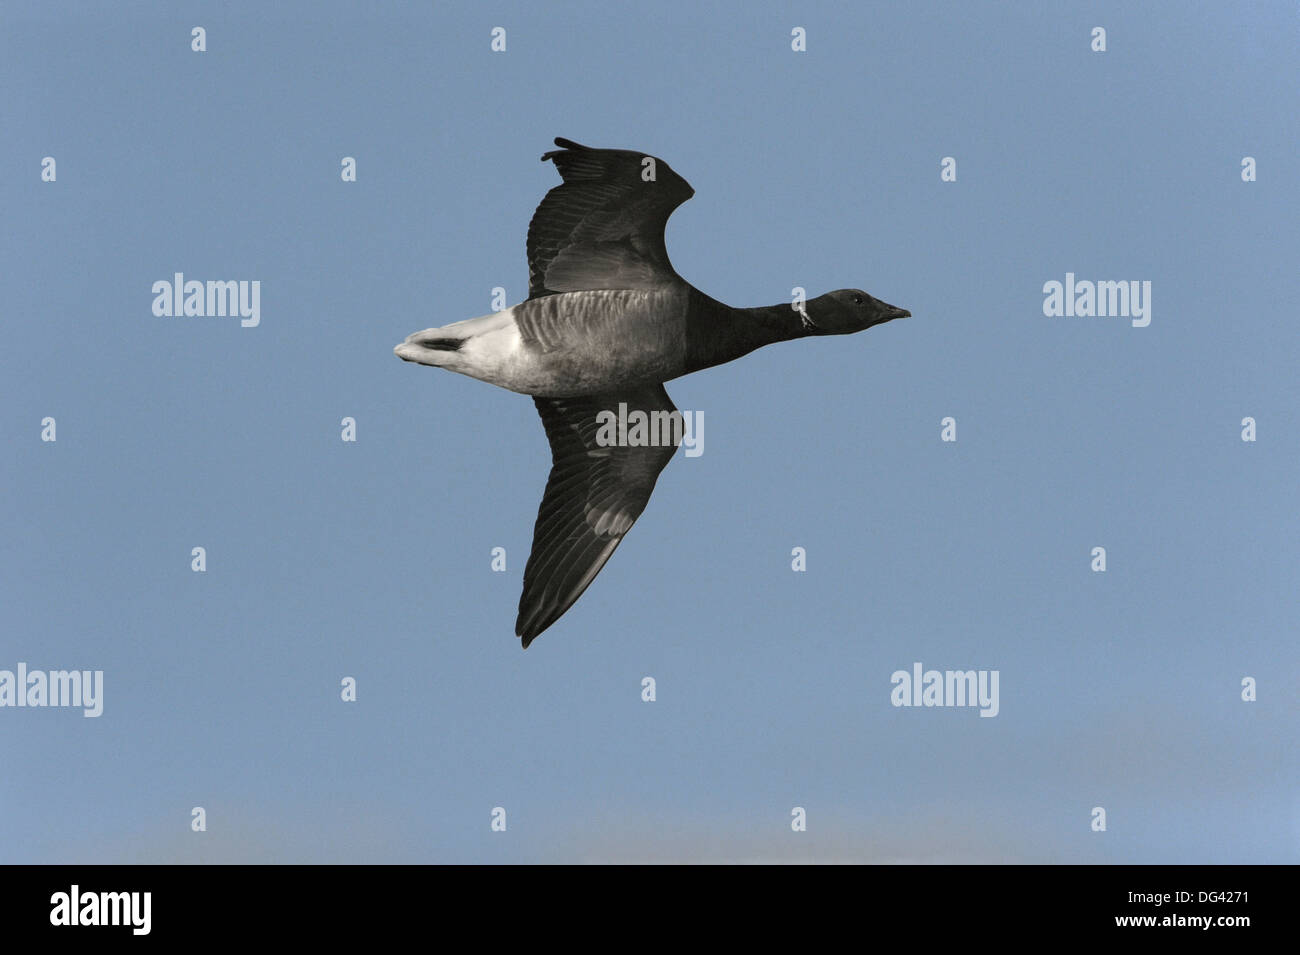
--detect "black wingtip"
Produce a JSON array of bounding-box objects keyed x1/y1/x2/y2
[
  {"x1": 517, "y1": 605, "x2": 546, "y2": 647},
  {"x1": 540, "y1": 137, "x2": 587, "y2": 161}
]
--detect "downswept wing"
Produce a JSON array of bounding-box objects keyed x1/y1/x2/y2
[
  {"x1": 517, "y1": 383, "x2": 682, "y2": 646},
  {"x1": 527, "y1": 137, "x2": 695, "y2": 298}
]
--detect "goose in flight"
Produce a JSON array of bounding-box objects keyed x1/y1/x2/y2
[{"x1": 396, "y1": 137, "x2": 911, "y2": 647}]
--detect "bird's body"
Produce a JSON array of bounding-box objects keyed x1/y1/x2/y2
[
  {"x1": 396, "y1": 138, "x2": 911, "y2": 646},
  {"x1": 404, "y1": 286, "x2": 691, "y2": 397}
]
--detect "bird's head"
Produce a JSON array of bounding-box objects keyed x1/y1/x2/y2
[{"x1": 801, "y1": 289, "x2": 911, "y2": 335}]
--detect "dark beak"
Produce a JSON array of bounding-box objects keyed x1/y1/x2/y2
[{"x1": 874, "y1": 302, "x2": 911, "y2": 326}]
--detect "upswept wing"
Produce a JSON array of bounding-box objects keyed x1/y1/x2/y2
[{"x1": 527, "y1": 137, "x2": 695, "y2": 297}]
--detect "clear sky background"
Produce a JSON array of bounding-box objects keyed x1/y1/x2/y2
[{"x1": 2, "y1": 1, "x2": 1296, "y2": 863}]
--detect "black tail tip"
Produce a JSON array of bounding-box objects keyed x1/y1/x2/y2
[{"x1": 419, "y1": 338, "x2": 463, "y2": 352}]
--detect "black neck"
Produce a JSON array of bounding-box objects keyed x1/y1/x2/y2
[{"x1": 683, "y1": 293, "x2": 808, "y2": 374}]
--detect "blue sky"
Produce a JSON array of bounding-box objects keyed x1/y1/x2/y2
[{"x1": 2, "y1": 0, "x2": 1296, "y2": 863}]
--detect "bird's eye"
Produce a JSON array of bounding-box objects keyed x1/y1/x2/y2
[{"x1": 851, "y1": 294, "x2": 864, "y2": 306}]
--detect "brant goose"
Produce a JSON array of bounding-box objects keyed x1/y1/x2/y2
[{"x1": 396, "y1": 138, "x2": 910, "y2": 647}]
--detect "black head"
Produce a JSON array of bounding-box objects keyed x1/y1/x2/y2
[{"x1": 802, "y1": 288, "x2": 911, "y2": 335}]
